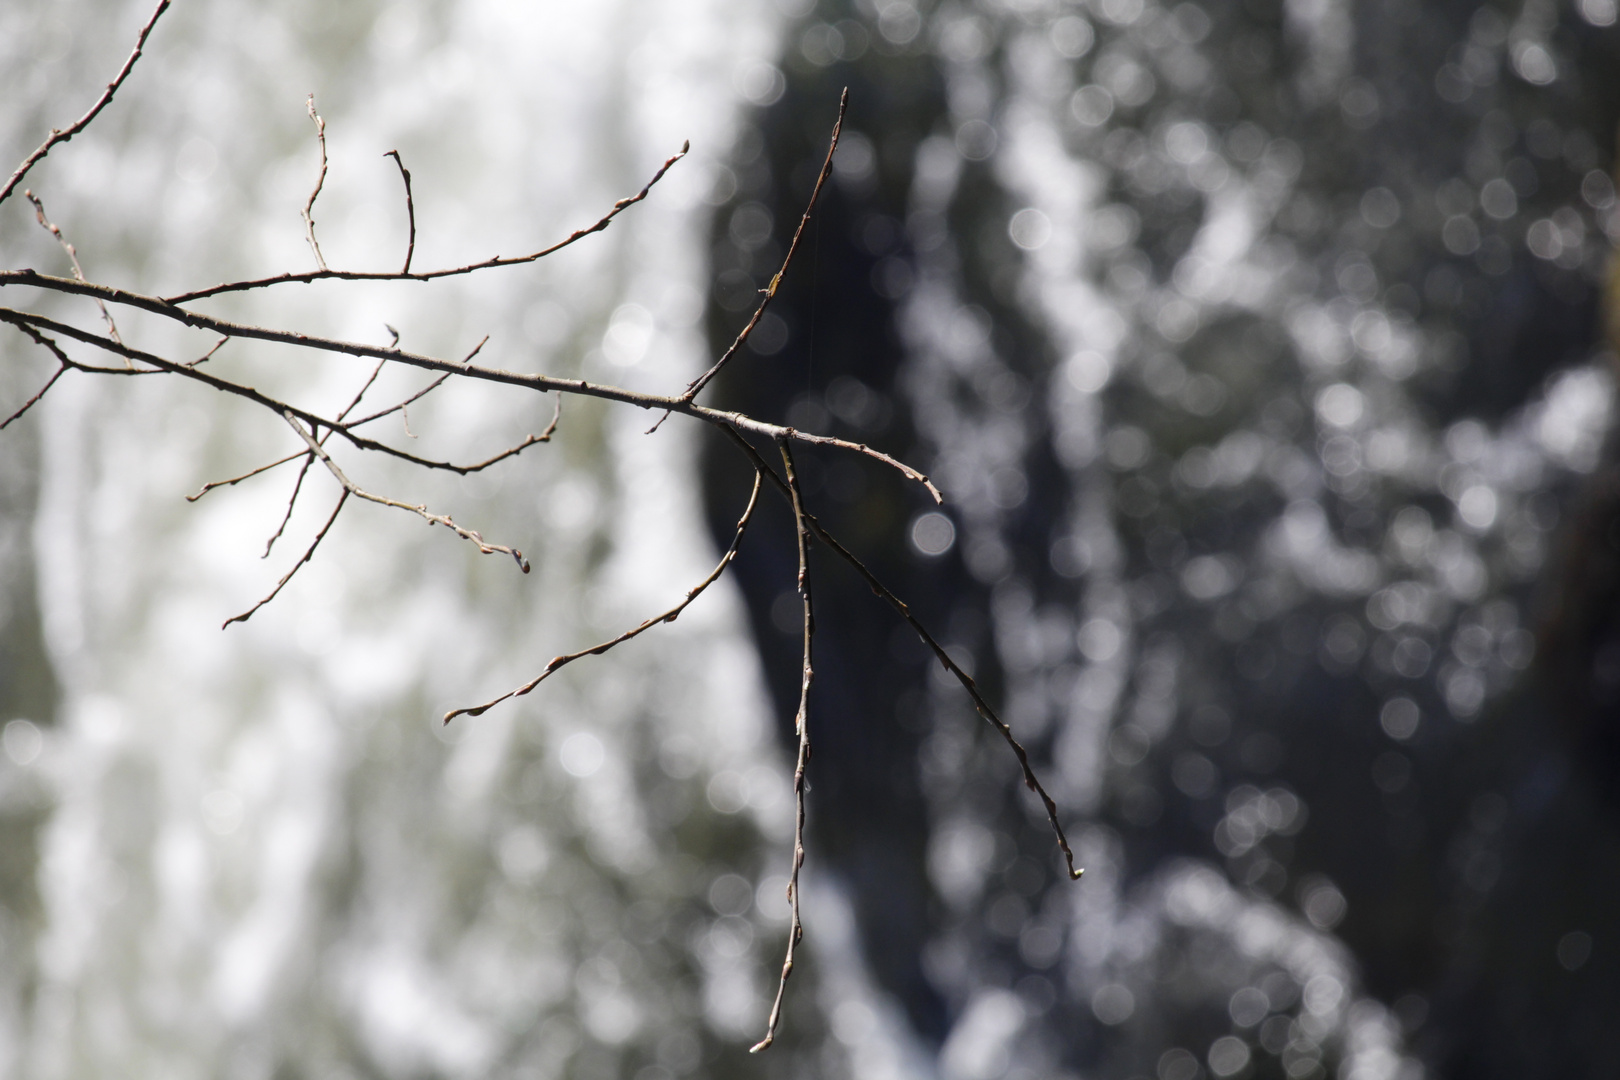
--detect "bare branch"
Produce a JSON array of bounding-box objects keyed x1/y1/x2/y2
[
  {"x1": 223, "y1": 488, "x2": 348, "y2": 628},
  {"x1": 301, "y1": 95, "x2": 329, "y2": 272},
  {"x1": 162, "y1": 141, "x2": 691, "y2": 304},
  {"x1": 384, "y1": 149, "x2": 416, "y2": 274},
  {"x1": 1, "y1": 274, "x2": 942, "y2": 498},
  {"x1": 751, "y1": 439, "x2": 815, "y2": 1054},
  {"x1": 282, "y1": 410, "x2": 531, "y2": 572},
  {"x1": 185, "y1": 449, "x2": 305, "y2": 502},
  {"x1": 682, "y1": 88, "x2": 848, "y2": 407},
  {"x1": 0, "y1": 305, "x2": 553, "y2": 477},
  {"x1": 443, "y1": 466, "x2": 760, "y2": 724},
  {"x1": 724, "y1": 427, "x2": 1084, "y2": 883},
  {"x1": 25, "y1": 190, "x2": 123, "y2": 345},
  {"x1": 0, "y1": 0, "x2": 171, "y2": 208},
  {"x1": 0, "y1": 82, "x2": 1038, "y2": 1053}
]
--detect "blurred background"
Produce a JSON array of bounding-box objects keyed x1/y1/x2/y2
[{"x1": 1, "y1": 0, "x2": 1618, "y2": 1078}]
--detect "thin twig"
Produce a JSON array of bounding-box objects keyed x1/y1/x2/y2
[
  {"x1": 25, "y1": 190, "x2": 122, "y2": 346},
  {"x1": 384, "y1": 149, "x2": 416, "y2": 274},
  {"x1": 681, "y1": 89, "x2": 848, "y2": 408},
  {"x1": 0, "y1": 276, "x2": 941, "y2": 498},
  {"x1": 0, "y1": 0, "x2": 171, "y2": 208},
  {"x1": 337, "y1": 358, "x2": 388, "y2": 423},
  {"x1": 1, "y1": 322, "x2": 79, "y2": 428},
  {"x1": 223, "y1": 488, "x2": 348, "y2": 628},
  {"x1": 186, "y1": 335, "x2": 229, "y2": 367},
  {"x1": 262, "y1": 453, "x2": 313, "y2": 557},
  {"x1": 443, "y1": 466, "x2": 761, "y2": 724},
  {"x1": 185, "y1": 449, "x2": 305, "y2": 502},
  {"x1": 750, "y1": 439, "x2": 815, "y2": 1054},
  {"x1": 301, "y1": 94, "x2": 329, "y2": 272},
  {"x1": 282, "y1": 410, "x2": 531, "y2": 572},
  {"x1": 1, "y1": 363, "x2": 67, "y2": 430},
  {"x1": 724, "y1": 427, "x2": 1083, "y2": 882},
  {"x1": 348, "y1": 335, "x2": 486, "y2": 430},
  {"x1": 163, "y1": 141, "x2": 690, "y2": 304}
]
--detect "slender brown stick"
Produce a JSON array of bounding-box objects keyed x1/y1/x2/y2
[
  {"x1": 682, "y1": 89, "x2": 848, "y2": 407},
  {"x1": 223, "y1": 488, "x2": 348, "y2": 628},
  {"x1": 282, "y1": 410, "x2": 530, "y2": 572},
  {"x1": 186, "y1": 449, "x2": 305, "y2": 502},
  {"x1": 2, "y1": 361, "x2": 67, "y2": 430},
  {"x1": 751, "y1": 440, "x2": 815, "y2": 1053},
  {"x1": 163, "y1": 142, "x2": 690, "y2": 304},
  {"x1": 186, "y1": 335, "x2": 229, "y2": 367},
  {"x1": 724, "y1": 428, "x2": 1083, "y2": 882},
  {"x1": 443, "y1": 465, "x2": 760, "y2": 723},
  {"x1": 301, "y1": 95, "x2": 329, "y2": 272},
  {"x1": 25, "y1": 190, "x2": 122, "y2": 345},
  {"x1": 384, "y1": 149, "x2": 416, "y2": 274},
  {"x1": 0, "y1": 0, "x2": 171, "y2": 208}
]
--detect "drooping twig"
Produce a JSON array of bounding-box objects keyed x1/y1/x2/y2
[
  {"x1": 0, "y1": 0, "x2": 171, "y2": 208},
  {"x1": 282, "y1": 410, "x2": 531, "y2": 572},
  {"x1": 384, "y1": 149, "x2": 416, "y2": 274},
  {"x1": 163, "y1": 141, "x2": 690, "y2": 304},
  {"x1": 724, "y1": 427, "x2": 1083, "y2": 882},
  {"x1": 25, "y1": 190, "x2": 122, "y2": 345},
  {"x1": 750, "y1": 439, "x2": 815, "y2": 1054},
  {"x1": 301, "y1": 94, "x2": 329, "y2": 272},
  {"x1": 681, "y1": 89, "x2": 848, "y2": 407},
  {"x1": 443, "y1": 465, "x2": 760, "y2": 724},
  {"x1": 223, "y1": 488, "x2": 349, "y2": 628}
]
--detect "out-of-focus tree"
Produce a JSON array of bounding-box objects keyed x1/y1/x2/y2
[{"x1": 707, "y1": 0, "x2": 1620, "y2": 1076}]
